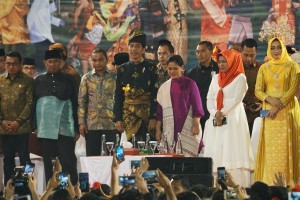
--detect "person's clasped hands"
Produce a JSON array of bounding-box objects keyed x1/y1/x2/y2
[
  {"x1": 214, "y1": 110, "x2": 225, "y2": 126},
  {"x1": 2, "y1": 120, "x2": 20, "y2": 134}
]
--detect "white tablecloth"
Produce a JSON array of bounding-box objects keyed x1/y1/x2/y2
[{"x1": 80, "y1": 155, "x2": 171, "y2": 186}]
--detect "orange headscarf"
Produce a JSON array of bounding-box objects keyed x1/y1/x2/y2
[{"x1": 217, "y1": 50, "x2": 245, "y2": 110}]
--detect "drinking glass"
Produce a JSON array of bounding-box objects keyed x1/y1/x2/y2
[
  {"x1": 156, "y1": 142, "x2": 161, "y2": 153},
  {"x1": 168, "y1": 141, "x2": 175, "y2": 153},
  {"x1": 149, "y1": 141, "x2": 158, "y2": 154},
  {"x1": 106, "y1": 142, "x2": 114, "y2": 156},
  {"x1": 137, "y1": 141, "x2": 145, "y2": 150}
]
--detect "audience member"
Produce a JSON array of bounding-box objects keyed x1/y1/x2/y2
[
  {"x1": 240, "y1": 38, "x2": 262, "y2": 133},
  {"x1": 34, "y1": 49, "x2": 78, "y2": 185},
  {"x1": 254, "y1": 37, "x2": 300, "y2": 185},
  {"x1": 49, "y1": 43, "x2": 81, "y2": 93},
  {"x1": 113, "y1": 29, "x2": 158, "y2": 141},
  {"x1": 0, "y1": 49, "x2": 6, "y2": 76},
  {"x1": 78, "y1": 49, "x2": 117, "y2": 156},
  {"x1": 22, "y1": 57, "x2": 36, "y2": 78},
  {"x1": 80, "y1": 192, "x2": 100, "y2": 200},
  {"x1": 203, "y1": 50, "x2": 254, "y2": 187},
  {"x1": 187, "y1": 41, "x2": 219, "y2": 133},
  {"x1": 176, "y1": 191, "x2": 201, "y2": 200},
  {"x1": 250, "y1": 181, "x2": 270, "y2": 200},
  {"x1": 156, "y1": 39, "x2": 174, "y2": 88},
  {"x1": 170, "y1": 175, "x2": 191, "y2": 194},
  {"x1": 0, "y1": 51, "x2": 33, "y2": 184},
  {"x1": 156, "y1": 55, "x2": 204, "y2": 157},
  {"x1": 190, "y1": 184, "x2": 210, "y2": 199},
  {"x1": 49, "y1": 189, "x2": 72, "y2": 200}
]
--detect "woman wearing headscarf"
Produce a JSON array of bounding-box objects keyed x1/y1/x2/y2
[
  {"x1": 254, "y1": 37, "x2": 300, "y2": 185},
  {"x1": 156, "y1": 55, "x2": 204, "y2": 157},
  {"x1": 203, "y1": 50, "x2": 254, "y2": 187}
]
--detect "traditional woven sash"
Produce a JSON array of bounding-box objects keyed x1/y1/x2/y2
[
  {"x1": 36, "y1": 96, "x2": 75, "y2": 139},
  {"x1": 157, "y1": 79, "x2": 201, "y2": 157}
]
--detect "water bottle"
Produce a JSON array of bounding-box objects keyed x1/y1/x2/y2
[
  {"x1": 161, "y1": 132, "x2": 167, "y2": 153},
  {"x1": 145, "y1": 133, "x2": 150, "y2": 150},
  {"x1": 176, "y1": 133, "x2": 183, "y2": 155},
  {"x1": 116, "y1": 134, "x2": 120, "y2": 147},
  {"x1": 132, "y1": 134, "x2": 136, "y2": 148},
  {"x1": 101, "y1": 134, "x2": 107, "y2": 156}
]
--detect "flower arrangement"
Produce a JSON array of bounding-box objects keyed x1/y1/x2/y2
[{"x1": 258, "y1": 15, "x2": 295, "y2": 45}]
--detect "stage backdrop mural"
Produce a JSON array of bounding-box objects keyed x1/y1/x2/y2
[{"x1": 0, "y1": 0, "x2": 299, "y2": 74}]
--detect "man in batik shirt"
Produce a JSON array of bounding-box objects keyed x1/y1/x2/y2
[
  {"x1": 78, "y1": 49, "x2": 117, "y2": 156},
  {"x1": 114, "y1": 30, "x2": 158, "y2": 141},
  {"x1": 0, "y1": 51, "x2": 33, "y2": 184},
  {"x1": 156, "y1": 39, "x2": 174, "y2": 88},
  {"x1": 241, "y1": 38, "x2": 262, "y2": 134}
]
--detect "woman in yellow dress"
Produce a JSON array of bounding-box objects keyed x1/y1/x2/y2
[{"x1": 254, "y1": 37, "x2": 300, "y2": 185}]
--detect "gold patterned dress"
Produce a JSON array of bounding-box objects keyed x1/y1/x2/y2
[{"x1": 254, "y1": 38, "x2": 300, "y2": 185}]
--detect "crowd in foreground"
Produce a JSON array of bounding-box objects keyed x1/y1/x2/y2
[{"x1": 2, "y1": 157, "x2": 296, "y2": 200}]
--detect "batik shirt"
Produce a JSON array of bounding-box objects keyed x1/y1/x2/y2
[
  {"x1": 0, "y1": 72, "x2": 33, "y2": 134},
  {"x1": 78, "y1": 69, "x2": 116, "y2": 130},
  {"x1": 156, "y1": 63, "x2": 169, "y2": 88}
]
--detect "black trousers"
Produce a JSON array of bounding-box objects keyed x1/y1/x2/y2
[
  {"x1": 135, "y1": 121, "x2": 156, "y2": 141},
  {"x1": 42, "y1": 135, "x2": 78, "y2": 185},
  {"x1": 2, "y1": 134, "x2": 30, "y2": 185},
  {"x1": 85, "y1": 130, "x2": 118, "y2": 156}
]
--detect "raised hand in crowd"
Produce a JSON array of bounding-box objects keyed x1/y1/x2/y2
[
  {"x1": 237, "y1": 186, "x2": 249, "y2": 200},
  {"x1": 41, "y1": 171, "x2": 61, "y2": 200},
  {"x1": 225, "y1": 171, "x2": 239, "y2": 188},
  {"x1": 74, "y1": 182, "x2": 82, "y2": 197},
  {"x1": 135, "y1": 171, "x2": 149, "y2": 195},
  {"x1": 65, "y1": 175, "x2": 78, "y2": 199},
  {"x1": 4, "y1": 179, "x2": 14, "y2": 200},
  {"x1": 140, "y1": 158, "x2": 149, "y2": 172},
  {"x1": 111, "y1": 153, "x2": 123, "y2": 196},
  {"x1": 53, "y1": 157, "x2": 62, "y2": 173},
  {"x1": 273, "y1": 172, "x2": 287, "y2": 187},
  {"x1": 156, "y1": 169, "x2": 176, "y2": 200},
  {"x1": 27, "y1": 174, "x2": 40, "y2": 200},
  {"x1": 153, "y1": 182, "x2": 164, "y2": 195}
]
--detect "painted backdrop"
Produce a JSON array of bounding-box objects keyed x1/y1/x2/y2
[{"x1": 0, "y1": 0, "x2": 299, "y2": 73}]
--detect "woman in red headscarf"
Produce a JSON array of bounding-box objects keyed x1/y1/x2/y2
[{"x1": 203, "y1": 50, "x2": 254, "y2": 187}]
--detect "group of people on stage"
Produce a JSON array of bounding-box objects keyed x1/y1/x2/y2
[{"x1": 0, "y1": 28, "x2": 299, "y2": 193}]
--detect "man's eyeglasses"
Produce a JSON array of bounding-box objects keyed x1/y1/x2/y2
[{"x1": 5, "y1": 62, "x2": 20, "y2": 67}]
